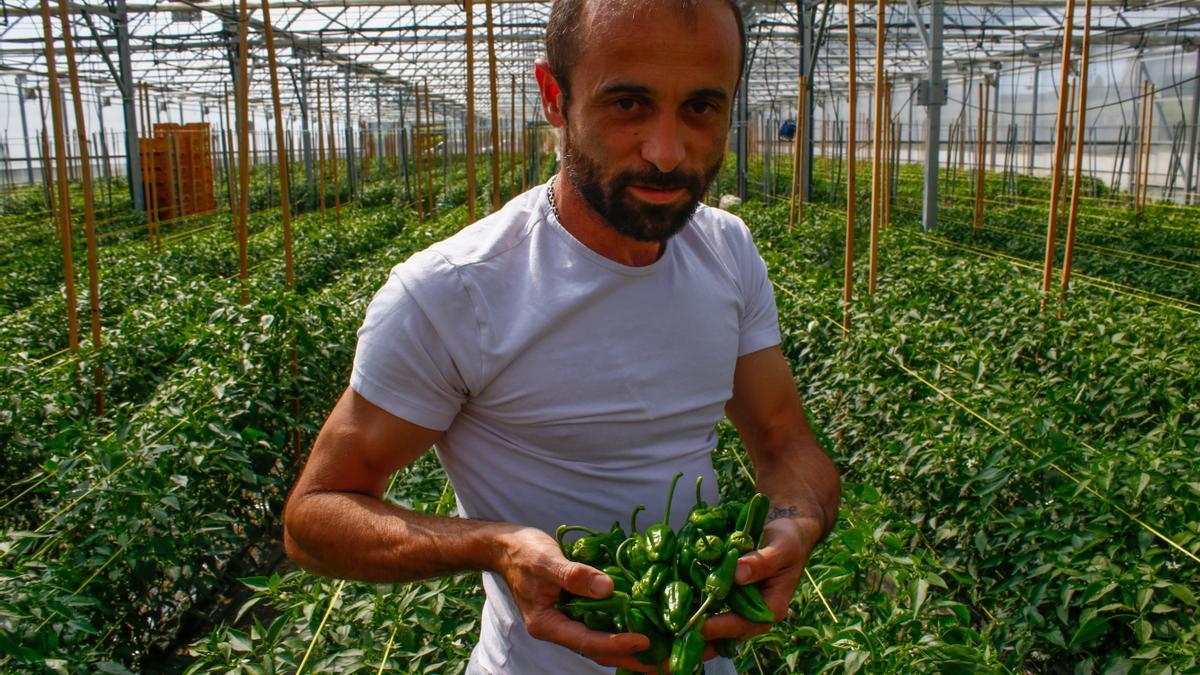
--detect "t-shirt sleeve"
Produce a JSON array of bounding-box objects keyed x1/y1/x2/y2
[
  {"x1": 734, "y1": 225, "x2": 782, "y2": 356},
  {"x1": 350, "y1": 250, "x2": 477, "y2": 430}
]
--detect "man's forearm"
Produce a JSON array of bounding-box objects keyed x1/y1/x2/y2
[
  {"x1": 283, "y1": 491, "x2": 517, "y2": 583},
  {"x1": 750, "y1": 435, "x2": 841, "y2": 544}
]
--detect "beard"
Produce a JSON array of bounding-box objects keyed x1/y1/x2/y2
[{"x1": 561, "y1": 128, "x2": 722, "y2": 243}]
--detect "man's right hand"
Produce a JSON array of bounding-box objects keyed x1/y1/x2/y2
[{"x1": 492, "y1": 525, "x2": 659, "y2": 672}]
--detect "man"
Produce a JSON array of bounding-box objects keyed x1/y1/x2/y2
[{"x1": 283, "y1": 0, "x2": 841, "y2": 672}]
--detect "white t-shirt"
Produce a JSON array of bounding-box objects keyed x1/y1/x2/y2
[{"x1": 351, "y1": 183, "x2": 780, "y2": 674}]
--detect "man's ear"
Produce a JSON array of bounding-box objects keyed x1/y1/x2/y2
[{"x1": 534, "y1": 58, "x2": 567, "y2": 129}]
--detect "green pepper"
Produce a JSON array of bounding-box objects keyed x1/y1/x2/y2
[
  {"x1": 734, "y1": 492, "x2": 769, "y2": 542},
  {"x1": 687, "y1": 559, "x2": 708, "y2": 591},
  {"x1": 660, "y1": 580, "x2": 694, "y2": 633},
  {"x1": 602, "y1": 566, "x2": 634, "y2": 596},
  {"x1": 603, "y1": 520, "x2": 627, "y2": 555},
  {"x1": 694, "y1": 534, "x2": 725, "y2": 564},
  {"x1": 555, "y1": 524, "x2": 607, "y2": 564},
  {"x1": 669, "y1": 629, "x2": 706, "y2": 674},
  {"x1": 676, "y1": 522, "x2": 699, "y2": 581},
  {"x1": 583, "y1": 610, "x2": 613, "y2": 632},
  {"x1": 681, "y1": 548, "x2": 740, "y2": 633},
  {"x1": 729, "y1": 492, "x2": 770, "y2": 554},
  {"x1": 619, "y1": 505, "x2": 652, "y2": 576},
  {"x1": 687, "y1": 475, "x2": 729, "y2": 533},
  {"x1": 616, "y1": 537, "x2": 652, "y2": 582},
  {"x1": 625, "y1": 606, "x2": 671, "y2": 666},
  {"x1": 644, "y1": 472, "x2": 683, "y2": 564},
  {"x1": 632, "y1": 563, "x2": 670, "y2": 600},
  {"x1": 714, "y1": 636, "x2": 738, "y2": 658},
  {"x1": 556, "y1": 590, "x2": 635, "y2": 620},
  {"x1": 727, "y1": 583, "x2": 775, "y2": 624}
]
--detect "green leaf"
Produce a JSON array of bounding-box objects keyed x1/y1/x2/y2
[{"x1": 1068, "y1": 616, "x2": 1111, "y2": 652}]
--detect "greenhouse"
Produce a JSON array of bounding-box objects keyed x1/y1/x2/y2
[{"x1": 0, "y1": 0, "x2": 1197, "y2": 671}]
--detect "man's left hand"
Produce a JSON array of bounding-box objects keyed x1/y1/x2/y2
[{"x1": 698, "y1": 516, "x2": 819, "y2": 651}]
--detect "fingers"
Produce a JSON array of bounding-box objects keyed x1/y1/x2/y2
[
  {"x1": 734, "y1": 520, "x2": 808, "y2": 586},
  {"x1": 524, "y1": 607, "x2": 649, "y2": 660},
  {"x1": 701, "y1": 610, "x2": 773, "y2": 642},
  {"x1": 558, "y1": 560, "x2": 613, "y2": 599}
]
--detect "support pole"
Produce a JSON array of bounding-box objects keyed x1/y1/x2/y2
[
  {"x1": 299, "y1": 57, "x2": 313, "y2": 190},
  {"x1": 114, "y1": 0, "x2": 143, "y2": 211},
  {"x1": 59, "y1": 0, "x2": 104, "y2": 413},
  {"x1": 1060, "y1": 0, "x2": 1092, "y2": 312},
  {"x1": 260, "y1": 0, "x2": 293, "y2": 287},
  {"x1": 1186, "y1": 49, "x2": 1200, "y2": 206},
  {"x1": 424, "y1": 79, "x2": 434, "y2": 214},
  {"x1": 235, "y1": 0, "x2": 251, "y2": 304},
  {"x1": 344, "y1": 68, "x2": 355, "y2": 199},
  {"x1": 414, "y1": 80, "x2": 424, "y2": 221},
  {"x1": 317, "y1": 78, "x2": 327, "y2": 227},
  {"x1": 1140, "y1": 84, "x2": 1155, "y2": 208},
  {"x1": 328, "y1": 78, "x2": 341, "y2": 226},
  {"x1": 39, "y1": 0, "x2": 79, "y2": 353},
  {"x1": 17, "y1": 80, "x2": 35, "y2": 184},
  {"x1": 465, "y1": 0, "x2": 477, "y2": 221},
  {"x1": 1039, "y1": 0, "x2": 1075, "y2": 311},
  {"x1": 789, "y1": 75, "x2": 807, "y2": 230},
  {"x1": 1029, "y1": 61, "x2": 1040, "y2": 173},
  {"x1": 973, "y1": 77, "x2": 988, "y2": 233},
  {"x1": 868, "y1": 0, "x2": 885, "y2": 298},
  {"x1": 844, "y1": 0, "x2": 858, "y2": 335},
  {"x1": 485, "y1": 0, "x2": 501, "y2": 212},
  {"x1": 919, "y1": 0, "x2": 944, "y2": 231}
]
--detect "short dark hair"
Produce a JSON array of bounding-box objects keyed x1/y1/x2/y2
[{"x1": 544, "y1": 0, "x2": 747, "y2": 101}]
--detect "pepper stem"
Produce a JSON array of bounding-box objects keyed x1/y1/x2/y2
[
  {"x1": 555, "y1": 524, "x2": 601, "y2": 547},
  {"x1": 694, "y1": 475, "x2": 704, "y2": 509},
  {"x1": 614, "y1": 538, "x2": 637, "y2": 582},
  {"x1": 662, "y1": 471, "x2": 684, "y2": 526},
  {"x1": 679, "y1": 594, "x2": 714, "y2": 636},
  {"x1": 630, "y1": 504, "x2": 646, "y2": 533}
]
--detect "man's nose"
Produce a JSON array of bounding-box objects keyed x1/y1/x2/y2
[{"x1": 640, "y1": 114, "x2": 686, "y2": 174}]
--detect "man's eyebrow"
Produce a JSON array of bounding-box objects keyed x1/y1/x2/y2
[{"x1": 595, "y1": 82, "x2": 730, "y2": 101}]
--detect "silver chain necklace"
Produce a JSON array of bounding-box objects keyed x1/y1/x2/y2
[{"x1": 547, "y1": 175, "x2": 562, "y2": 223}]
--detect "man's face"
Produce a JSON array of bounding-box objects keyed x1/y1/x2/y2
[{"x1": 556, "y1": 0, "x2": 741, "y2": 242}]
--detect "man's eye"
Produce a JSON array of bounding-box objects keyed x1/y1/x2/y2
[
  {"x1": 614, "y1": 98, "x2": 640, "y2": 112},
  {"x1": 687, "y1": 101, "x2": 716, "y2": 115}
]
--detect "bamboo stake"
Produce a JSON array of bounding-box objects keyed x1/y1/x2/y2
[
  {"x1": 327, "y1": 79, "x2": 341, "y2": 227},
  {"x1": 260, "y1": 0, "x2": 293, "y2": 288},
  {"x1": 789, "y1": 76, "x2": 807, "y2": 230},
  {"x1": 316, "y1": 78, "x2": 327, "y2": 227},
  {"x1": 521, "y1": 75, "x2": 528, "y2": 191},
  {"x1": 413, "y1": 80, "x2": 424, "y2": 222},
  {"x1": 883, "y1": 76, "x2": 894, "y2": 228},
  {"x1": 867, "y1": 0, "x2": 885, "y2": 298},
  {"x1": 261, "y1": 0, "x2": 301, "y2": 464},
  {"x1": 424, "y1": 80, "x2": 434, "y2": 214},
  {"x1": 1059, "y1": 0, "x2": 1092, "y2": 314},
  {"x1": 143, "y1": 86, "x2": 161, "y2": 250},
  {"x1": 223, "y1": 86, "x2": 237, "y2": 218},
  {"x1": 485, "y1": 0, "x2": 501, "y2": 211},
  {"x1": 1038, "y1": 0, "x2": 1076, "y2": 311},
  {"x1": 844, "y1": 0, "x2": 857, "y2": 335},
  {"x1": 508, "y1": 74, "x2": 517, "y2": 197},
  {"x1": 39, "y1": 0, "x2": 80, "y2": 355},
  {"x1": 235, "y1": 0, "x2": 251, "y2": 304},
  {"x1": 1134, "y1": 79, "x2": 1148, "y2": 208},
  {"x1": 973, "y1": 78, "x2": 987, "y2": 233},
  {"x1": 465, "y1": 0, "x2": 477, "y2": 221},
  {"x1": 1140, "y1": 84, "x2": 1155, "y2": 208},
  {"x1": 58, "y1": 0, "x2": 104, "y2": 413}
]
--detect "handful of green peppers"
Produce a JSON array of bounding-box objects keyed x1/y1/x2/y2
[{"x1": 554, "y1": 472, "x2": 777, "y2": 674}]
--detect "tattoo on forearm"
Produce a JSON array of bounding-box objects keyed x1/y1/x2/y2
[{"x1": 767, "y1": 505, "x2": 799, "y2": 522}]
